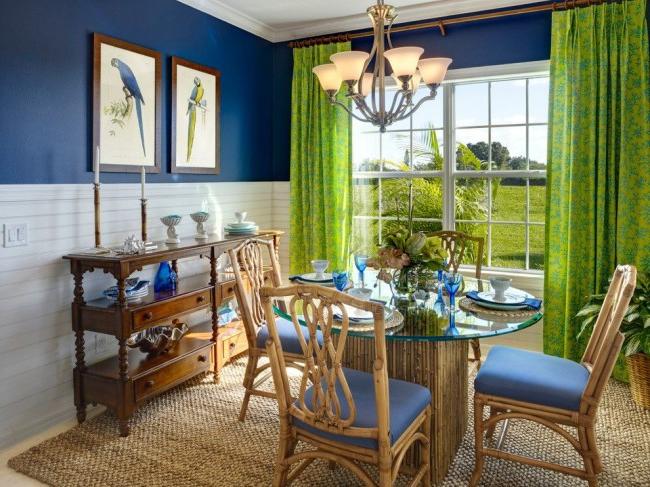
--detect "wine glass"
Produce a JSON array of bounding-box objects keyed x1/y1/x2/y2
[
  {"x1": 443, "y1": 271, "x2": 463, "y2": 313},
  {"x1": 332, "y1": 271, "x2": 349, "y2": 292},
  {"x1": 354, "y1": 254, "x2": 369, "y2": 288}
]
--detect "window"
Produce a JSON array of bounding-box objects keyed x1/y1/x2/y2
[{"x1": 352, "y1": 63, "x2": 549, "y2": 272}]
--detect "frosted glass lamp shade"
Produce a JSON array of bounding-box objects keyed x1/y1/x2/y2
[
  {"x1": 418, "y1": 57, "x2": 452, "y2": 85},
  {"x1": 357, "y1": 73, "x2": 374, "y2": 97},
  {"x1": 384, "y1": 47, "x2": 424, "y2": 78},
  {"x1": 313, "y1": 63, "x2": 342, "y2": 93},
  {"x1": 330, "y1": 51, "x2": 369, "y2": 82}
]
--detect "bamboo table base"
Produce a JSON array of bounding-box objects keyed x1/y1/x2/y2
[{"x1": 334, "y1": 335, "x2": 469, "y2": 485}]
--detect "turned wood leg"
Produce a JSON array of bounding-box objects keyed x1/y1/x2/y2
[
  {"x1": 118, "y1": 418, "x2": 130, "y2": 437},
  {"x1": 118, "y1": 338, "x2": 128, "y2": 381},
  {"x1": 76, "y1": 399, "x2": 87, "y2": 424},
  {"x1": 74, "y1": 329, "x2": 87, "y2": 424},
  {"x1": 470, "y1": 398, "x2": 486, "y2": 487}
]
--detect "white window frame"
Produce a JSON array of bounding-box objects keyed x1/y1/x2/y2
[{"x1": 352, "y1": 60, "x2": 550, "y2": 276}]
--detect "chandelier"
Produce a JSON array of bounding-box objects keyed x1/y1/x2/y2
[{"x1": 313, "y1": 0, "x2": 452, "y2": 132}]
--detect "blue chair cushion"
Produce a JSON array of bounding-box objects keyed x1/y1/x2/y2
[
  {"x1": 293, "y1": 367, "x2": 431, "y2": 450},
  {"x1": 256, "y1": 317, "x2": 323, "y2": 355},
  {"x1": 474, "y1": 346, "x2": 590, "y2": 411}
]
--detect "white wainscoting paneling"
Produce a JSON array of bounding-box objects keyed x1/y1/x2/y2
[{"x1": 0, "y1": 182, "x2": 275, "y2": 448}]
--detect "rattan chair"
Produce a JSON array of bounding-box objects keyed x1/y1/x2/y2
[
  {"x1": 429, "y1": 230, "x2": 485, "y2": 367},
  {"x1": 470, "y1": 265, "x2": 637, "y2": 487},
  {"x1": 228, "y1": 239, "x2": 322, "y2": 421},
  {"x1": 260, "y1": 284, "x2": 432, "y2": 487}
]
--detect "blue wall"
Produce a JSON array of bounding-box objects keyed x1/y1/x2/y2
[
  {"x1": 271, "y1": 7, "x2": 554, "y2": 181},
  {"x1": 0, "y1": 0, "x2": 274, "y2": 184}
]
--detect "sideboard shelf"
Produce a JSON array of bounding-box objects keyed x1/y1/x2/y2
[{"x1": 63, "y1": 231, "x2": 282, "y2": 436}]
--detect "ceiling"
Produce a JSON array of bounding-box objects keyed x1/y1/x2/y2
[{"x1": 178, "y1": 0, "x2": 542, "y2": 42}]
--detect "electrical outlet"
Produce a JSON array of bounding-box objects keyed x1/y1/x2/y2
[{"x1": 3, "y1": 223, "x2": 28, "y2": 247}]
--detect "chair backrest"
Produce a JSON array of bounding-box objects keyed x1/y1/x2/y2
[
  {"x1": 428, "y1": 230, "x2": 484, "y2": 278},
  {"x1": 260, "y1": 284, "x2": 390, "y2": 448},
  {"x1": 228, "y1": 238, "x2": 283, "y2": 348},
  {"x1": 580, "y1": 265, "x2": 637, "y2": 415}
]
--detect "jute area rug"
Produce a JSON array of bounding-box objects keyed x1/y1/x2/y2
[{"x1": 8, "y1": 357, "x2": 650, "y2": 486}]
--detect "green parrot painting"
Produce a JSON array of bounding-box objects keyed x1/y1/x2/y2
[{"x1": 186, "y1": 76, "x2": 206, "y2": 161}]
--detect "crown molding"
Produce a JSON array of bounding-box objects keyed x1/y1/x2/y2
[
  {"x1": 178, "y1": 0, "x2": 276, "y2": 41},
  {"x1": 178, "y1": 0, "x2": 543, "y2": 43}
]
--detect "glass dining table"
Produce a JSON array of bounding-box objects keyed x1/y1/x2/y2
[{"x1": 274, "y1": 276, "x2": 543, "y2": 483}]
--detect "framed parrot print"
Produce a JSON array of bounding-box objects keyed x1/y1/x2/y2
[
  {"x1": 171, "y1": 57, "x2": 221, "y2": 174},
  {"x1": 93, "y1": 34, "x2": 161, "y2": 173}
]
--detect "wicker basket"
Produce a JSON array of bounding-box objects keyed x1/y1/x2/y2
[{"x1": 626, "y1": 353, "x2": 650, "y2": 409}]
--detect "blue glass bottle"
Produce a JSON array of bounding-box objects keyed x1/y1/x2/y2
[{"x1": 154, "y1": 261, "x2": 174, "y2": 292}]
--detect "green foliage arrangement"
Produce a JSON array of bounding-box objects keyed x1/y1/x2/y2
[{"x1": 577, "y1": 272, "x2": 650, "y2": 356}]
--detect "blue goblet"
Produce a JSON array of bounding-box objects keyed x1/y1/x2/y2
[
  {"x1": 443, "y1": 271, "x2": 463, "y2": 313},
  {"x1": 332, "y1": 271, "x2": 349, "y2": 292},
  {"x1": 354, "y1": 254, "x2": 368, "y2": 288}
]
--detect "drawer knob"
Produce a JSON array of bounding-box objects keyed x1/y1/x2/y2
[
  {"x1": 198, "y1": 354, "x2": 208, "y2": 362},
  {"x1": 197, "y1": 295, "x2": 206, "y2": 303},
  {"x1": 143, "y1": 311, "x2": 153, "y2": 320},
  {"x1": 229, "y1": 343, "x2": 236, "y2": 352},
  {"x1": 144, "y1": 380, "x2": 155, "y2": 388}
]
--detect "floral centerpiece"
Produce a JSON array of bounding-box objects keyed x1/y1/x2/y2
[{"x1": 367, "y1": 202, "x2": 446, "y2": 298}]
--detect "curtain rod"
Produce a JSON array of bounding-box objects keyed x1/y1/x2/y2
[{"x1": 288, "y1": 0, "x2": 618, "y2": 48}]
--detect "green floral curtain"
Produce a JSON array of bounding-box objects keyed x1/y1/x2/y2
[
  {"x1": 289, "y1": 42, "x2": 352, "y2": 274},
  {"x1": 544, "y1": 0, "x2": 650, "y2": 376}
]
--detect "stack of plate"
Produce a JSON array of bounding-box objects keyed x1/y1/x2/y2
[
  {"x1": 103, "y1": 279, "x2": 150, "y2": 302},
  {"x1": 334, "y1": 305, "x2": 394, "y2": 326},
  {"x1": 225, "y1": 221, "x2": 258, "y2": 235},
  {"x1": 291, "y1": 272, "x2": 335, "y2": 287},
  {"x1": 466, "y1": 287, "x2": 534, "y2": 310}
]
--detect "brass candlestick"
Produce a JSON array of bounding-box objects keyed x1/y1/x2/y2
[
  {"x1": 140, "y1": 198, "x2": 148, "y2": 242},
  {"x1": 94, "y1": 183, "x2": 101, "y2": 248}
]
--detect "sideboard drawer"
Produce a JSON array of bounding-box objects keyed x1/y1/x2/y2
[
  {"x1": 134, "y1": 348, "x2": 210, "y2": 402},
  {"x1": 221, "y1": 328, "x2": 248, "y2": 362},
  {"x1": 132, "y1": 289, "x2": 211, "y2": 331}
]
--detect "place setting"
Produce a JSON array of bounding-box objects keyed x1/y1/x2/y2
[
  {"x1": 460, "y1": 276, "x2": 543, "y2": 320},
  {"x1": 224, "y1": 211, "x2": 259, "y2": 236}
]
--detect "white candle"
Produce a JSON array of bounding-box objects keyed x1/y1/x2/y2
[
  {"x1": 94, "y1": 146, "x2": 100, "y2": 185},
  {"x1": 140, "y1": 166, "x2": 145, "y2": 200}
]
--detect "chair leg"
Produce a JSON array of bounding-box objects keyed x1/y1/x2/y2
[
  {"x1": 578, "y1": 426, "x2": 599, "y2": 487},
  {"x1": 470, "y1": 339, "x2": 481, "y2": 369},
  {"x1": 586, "y1": 425, "x2": 603, "y2": 473},
  {"x1": 273, "y1": 430, "x2": 297, "y2": 487},
  {"x1": 485, "y1": 407, "x2": 503, "y2": 439},
  {"x1": 469, "y1": 398, "x2": 486, "y2": 487},
  {"x1": 239, "y1": 353, "x2": 259, "y2": 422},
  {"x1": 422, "y1": 406, "x2": 432, "y2": 486}
]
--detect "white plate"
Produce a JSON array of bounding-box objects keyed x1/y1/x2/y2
[
  {"x1": 227, "y1": 221, "x2": 256, "y2": 229},
  {"x1": 298, "y1": 272, "x2": 333, "y2": 283},
  {"x1": 471, "y1": 288, "x2": 533, "y2": 311},
  {"x1": 335, "y1": 305, "x2": 393, "y2": 324},
  {"x1": 477, "y1": 290, "x2": 529, "y2": 305}
]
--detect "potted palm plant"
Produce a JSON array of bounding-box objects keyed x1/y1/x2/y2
[{"x1": 577, "y1": 272, "x2": 650, "y2": 409}]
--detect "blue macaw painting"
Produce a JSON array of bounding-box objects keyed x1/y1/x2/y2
[
  {"x1": 186, "y1": 76, "x2": 207, "y2": 161},
  {"x1": 108, "y1": 58, "x2": 146, "y2": 157}
]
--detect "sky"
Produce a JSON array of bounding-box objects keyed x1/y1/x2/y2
[{"x1": 353, "y1": 76, "x2": 549, "y2": 170}]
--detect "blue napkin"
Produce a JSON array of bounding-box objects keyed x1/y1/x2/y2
[{"x1": 465, "y1": 290, "x2": 542, "y2": 310}]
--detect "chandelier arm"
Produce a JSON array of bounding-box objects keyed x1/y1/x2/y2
[
  {"x1": 351, "y1": 96, "x2": 377, "y2": 122},
  {"x1": 386, "y1": 89, "x2": 407, "y2": 120},
  {"x1": 357, "y1": 34, "x2": 377, "y2": 97},
  {"x1": 395, "y1": 86, "x2": 440, "y2": 120},
  {"x1": 331, "y1": 98, "x2": 372, "y2": 123},
  {"x1": 386, "y1": 14, "x2": 396, "y2": 50}
]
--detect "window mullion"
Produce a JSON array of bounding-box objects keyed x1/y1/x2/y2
[{"x1": 443, "y1": 84, "x2": 455, "y2": 230}]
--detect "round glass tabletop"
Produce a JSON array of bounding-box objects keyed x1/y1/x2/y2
[{"x1": 273, "y1": 277, "x2": 542, "y2": 342}]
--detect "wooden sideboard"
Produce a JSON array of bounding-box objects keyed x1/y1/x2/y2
[{"x1": 63, "y1": 231, "x2": 282, "y2": 436}]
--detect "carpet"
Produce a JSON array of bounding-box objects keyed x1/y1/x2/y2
[{"x1": 8, "y1": 358, "x2": 650, "y2": 486}]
